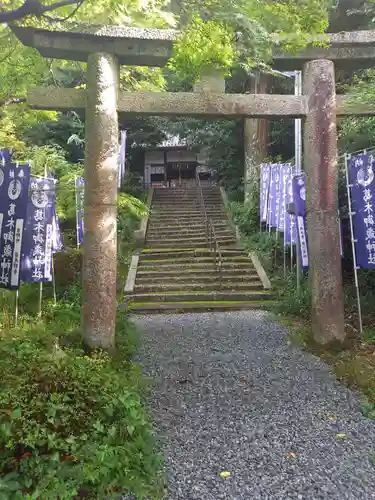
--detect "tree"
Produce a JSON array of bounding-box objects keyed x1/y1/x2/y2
[
  {"x1": 169, "y1": 0, "x2": 333, "y2": 82},
  {"x1": 0, "y1": 0, "x2": 85, "y2": 24}
]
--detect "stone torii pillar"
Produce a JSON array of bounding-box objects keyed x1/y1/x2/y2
[
  {"x1": 82, "y1": 53, "x2": 119, "y2": 348},
  {"x1": 10, "y1": 24, "x2": 178, "y2": 349},
  {"x1": 304, "y1": 60, "x2": 345, "y2": 344}
]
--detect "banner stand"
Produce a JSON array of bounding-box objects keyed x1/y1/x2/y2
[
  {"x1": 15, "y1": 291, "x2": 19, "y2": 326},
  {"x1": 345, "y1": 152, "x2": 363, "y2": 335},
  {"x1": 38, "y1": 282, "x2": 43, "y2": 318},
  {"x1": 75, "y1": 176, "x2": 79, "y2": 249},
  {"x1": 283, "y1": 247, "x2": 287, "y2": 278},
  {"x1": 52, "y1": 256, "x2": 57, "y2": 306},
  {"x1": 294, "y1": 72, "x2": 303, "y2": 294}
]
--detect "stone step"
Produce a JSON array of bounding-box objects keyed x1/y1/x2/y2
[
  {"x1": 133, "y1": 281, "x2": 263, "y2": 293},
  {"x1": 149, "y1": 216, "x2": 227, "y2": 224},
  {"x1": 151, "y1": 207, "x2": 224, "y2": 213},
  {"x1": 152, "y1": 200, "x2": 201, "y2": 204},
  {"x1": 137, "y1": 266, "x2": 255, "y2": 276},
  {"x1": 144, "y1": 240, "x2": 237, "y2": 249},
  {"x1": 146, "y1": 234, "x2": 235, "y2": 244},
  {"x1": 136, "y1": 268, "x2": 255, "y2": 278},
  {"x1": 147, "y1": 222, "x2": 230, "y2": 231},
  {"x1": 146, "y1": 229, "x2": 234, "y2": 239},
  {"x1": 139, "y1": 249, "x2": 247, "y2": 260},
  {"x1": 129, "y1": 300, "x2": 272, "y2": 314},
  {"x1": 149, "y1": 214, "x2": 226, "y2": 220},
  {"x1": 152, "y1": 196, "x2": 222, "y2": 202},
  {"x1": 137, "y1": 258, "x2": 253, "y2": 267},
  {"x1": 126, "y1": 290, "x2": 272, "y2": 303},
  {"x1": 153, "y1": 188, "x2": 199, "y2": 192}
]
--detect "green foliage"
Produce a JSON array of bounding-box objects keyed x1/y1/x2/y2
[
  {"x1": 338, "y1": 70, "x2": 375, "y2": 153},
  {"x1": 23, "y1": 113, "x2": 85, "y2": 164},
  {"x1": 362, "y1": 399, "x2": 375, "y2": 420},
  {"x1": 0, "y1": 272, "x2": 160, "y2": 499},
  {"x1": 0, "y1": 317, "x2": 162, "y2": 499},
  {"x1": 227, "y1": 198, "x2": 259, "y2": 236},
  {"x1": 168, "y1": 0, "x2": 332, "y2": 81},
  {"x1": 272, "y1": 275, "x2": 311, "y2": 319},
  {"x1": 168, "y1": 18, "x2": 237, "y2": 83}
]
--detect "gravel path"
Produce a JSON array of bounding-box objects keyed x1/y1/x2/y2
[{"x1": 133, "y1": 311, "x2": 375, "y2": 500}]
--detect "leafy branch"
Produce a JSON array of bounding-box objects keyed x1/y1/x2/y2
[
  {"x1": 0, "y1": 0, "x2": 86, "y2": 23},
  {"x1": 0, "y1": 96, "x2": 26, "y2": 106}
]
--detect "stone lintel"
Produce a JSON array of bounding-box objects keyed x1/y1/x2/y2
[
  {"x1": 27, "y1": 88, "x2": 306, "y2": 117},
  {"x1": 273, "y1": 45, "x2": 375, "y2": 70},
  {"x1": 27, "y1": 87, "x2": 375, "y2": 117},
  {"x1": 10, "y1": 24, "x2": 178, "y2": 67},
  {"x1": 273, "y1": 30, "x2": 375, "y2": 70}
]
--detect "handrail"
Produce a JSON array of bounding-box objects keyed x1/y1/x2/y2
[{"x1": 196, "y1": 173, "x2": 222, "y2": 289}]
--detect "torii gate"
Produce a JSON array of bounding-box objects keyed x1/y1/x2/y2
[{"x1": 11, "y1": 24, "x2": 375, "y2": 347}]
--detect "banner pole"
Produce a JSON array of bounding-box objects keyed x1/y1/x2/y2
[
  {"x1": 74, "y1": 176, "x2": 79, "y2": 249},
  {"x1": 260, "y1": 164, "x2": 263, "y2": 234},
  {"x1": 294, "y1": 72, "x2": 302, "y2": 293},
  {"x1": 38, "y1": 282, "x2": 43, "y2": 318},
  {"x1": 51, "y1": 256, "x2": 57, "y2": 306},
  {"x1": 291, "y1": 241, "x2": 294, "y2": 269},
  {"x1": 15, "y1": 291, "x2": 19, "y2": 327},
  {"x1": 345, "y1": 153, "x2": 363, "y2": 336},
  {"x1": 283, "y1": 166, "x2": 288, "y2": 278}
]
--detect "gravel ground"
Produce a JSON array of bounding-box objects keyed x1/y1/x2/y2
[{"x1": 133, "y1": 311, "x2": 375, "y2": 500}]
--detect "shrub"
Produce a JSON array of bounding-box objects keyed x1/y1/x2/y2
[
  {"x1": 0, "y1": 320, "x2": 162, "y2": 499},
  {"x1": 53, "y1": 249, "x2": 82, "y2": 289},
  {"x1": 269, "y1": 273, "x2": 311, "y2": 320}
]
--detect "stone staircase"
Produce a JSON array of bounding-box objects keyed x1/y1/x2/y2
[{"x1": 126, "y1": 185, "x2": 273, "y2": 314}]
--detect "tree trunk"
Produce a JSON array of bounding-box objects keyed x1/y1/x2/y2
[{"x1": 244, "y1": 73, "x2": 269, "y2": 201}]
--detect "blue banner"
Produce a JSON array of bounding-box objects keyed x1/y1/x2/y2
[
  {"x1": 118, "y1": 130, "x2": 127, "y2": 189},
  {"x1": 284, "y1": 169, "x2": 297, "y2": 247},
  {"x1": 260, "y1": 163, "x2": 271, "y2": 223},
  {"x1": 0, "y1": 150, "x2": 12, "y2": 166},
  {"x1": 273, "y1": 164, "x2": 282, "y2": 230},
  {"x1": 75, "y1": 177, "x2": 84, "y2": 246},
  {"x1": 0, "y1": 164, "x2": 30, "y2": 290},
  {"x1": 278, "y1": 164, "x2": 291, "y2": 232},
  {"x1": 52, "y1": 206, "x2": 64, "y2": 253},
  {"x1": 267, "y1": 164, "x2": 280, "y2": 228},
  {"x1": 47, "y1": 173, "x2": 64, "y2": 253},
  {"x1": 348, "y1": 153, "x2": 375, "y2": 268},
  {"x1": 292, "y1": 173, "x2": 309, "y2": 270},
  {"x1": 21, "y1": 177, "x2": 55, "y2": 283}
]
